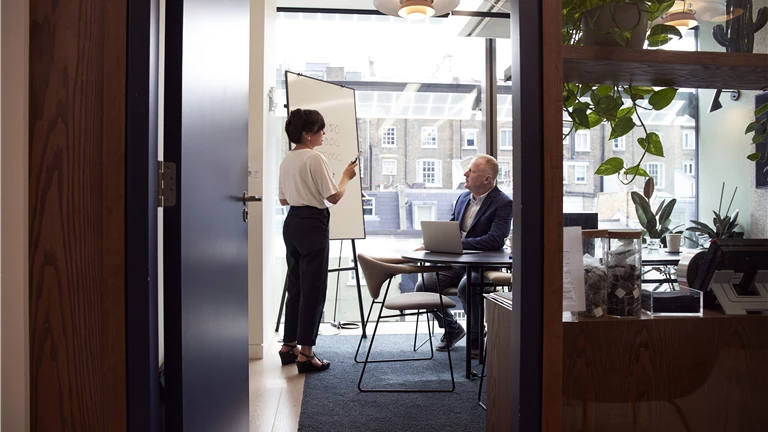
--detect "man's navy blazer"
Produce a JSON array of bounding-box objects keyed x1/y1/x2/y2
[{"x1": 450, "y1": 185, "x2": 513, "y2": 251}]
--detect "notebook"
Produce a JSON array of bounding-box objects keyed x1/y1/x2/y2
[{"x1": 420, "y1": 221, "x2": 481, "y2": 254}]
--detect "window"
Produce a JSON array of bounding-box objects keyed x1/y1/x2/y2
[
  {"x1": 382, "y1": 126, "x2": 396, "y2": 147},
  {"x1": 418, "y1": 159, "x2": 442, "y2": 186},
  {"x1": 498, "y1": 162, "x2": 511, "y2": 182},
  {"x1": 362, "y1": 197, "x2": 375, "y2": 216},
  {"x1": 412, "y1": 202, "x2": 436, "y2": 230},
  {"x1": 683, "y1": 130, "x2": 695, "y2": 149},
  {"x1": 382, "y1": 158, "x2": 397, "y2": 175},
  {"x1": 612, "y1": 137, "x2": 626, "y2": 151},
  {"x1": 683, "y1": 161, "x2": 695, "y2": 176},
  {"x1": 421, "y1": 127, "x2": 437, "y2": 148},
  {"x1": 575, "y1": 130, "x2": 590, "y2": 152},
  {"x1": 644, "y1": 162, "x2": 665, "y2": 188},
  {"x1": 574, "y1": 165, "x2": 587, "y2": 183},
  {"x1": 563, "y1": 165, "x2": 568, "y2": 184},
  {"x1": 500, "y1": 128, "x2": 512, "y2": 149},
  {"x1": 463, "y1": 129, "x2": 477, "y2": 149},
  {"x1": 563, "y1": 127, "x2": 570, "y2": 145}
]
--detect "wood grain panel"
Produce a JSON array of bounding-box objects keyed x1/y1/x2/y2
[
  {"x1": 29, "y1": 0, "x2": 127, "y2": 430},
  {"x1": 562, "y1": 313, "x2": 768, "y2": 431},
  {"x1": 542, "y1": 0, "x2": 563, "y2": 431},
  {"x1": 563, "y1": 46, "x2": 768, "y2": 90},
  {"x1": 485, "y1": 297, "x2": 514, "y2": 431}
]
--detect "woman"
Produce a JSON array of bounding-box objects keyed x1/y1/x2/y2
[{"x1": 277, "y1": 108, "x2": 357, "y2": 373}]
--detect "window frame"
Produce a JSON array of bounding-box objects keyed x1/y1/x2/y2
[
  {"x1": 381, "y1": 158, "x2": 397, "y2": 176},
  {"x1": 612, "y1": 136, "x2": 626, "y2": 151},
  {"x1": 420, "y1": 126, "x2": 438, "y2": 148},
  {"x1": 682, "y1": 129, "x2": 696, "y2": 150},
  {"x1": 417, "y1": 159, "x2": 442, "y2": 187},
  {"x1": 362, "y1": 196, "x2": 375, "y2": 217},
  {"x1": 499, "y1": 128, "x2": 513, "y2": 149},
  {"x1": 643, "y1": 162, "x2": 665, "y2": 188},
  {"x1": 381, "y1": 126, "x2": 397, "y2": 148},
  {"x1": 574, "y1": 130, "x2": 590, "y2": 152},
  {"x1": 463, "y1": 129, "x2": 478, "y2": 149},
  {"x1": 574, "y1": 165, "x2": 587, "y2": 184},
  {"x1": 683, "y1": 161, "x2": 695, "y2": 176}
]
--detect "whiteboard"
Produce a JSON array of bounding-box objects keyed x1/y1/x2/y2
[{"x1": 285, "y1": 71, "x2": 366, "y2": 240}]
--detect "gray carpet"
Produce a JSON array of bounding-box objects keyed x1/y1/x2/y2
[{"x1": 298, "y1": 333, "x2": 486, "y2": 432}]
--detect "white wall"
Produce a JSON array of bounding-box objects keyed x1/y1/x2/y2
[
  {"x1": 248, "y1": 0, "x2": 277, "y2": 359},
  {"x1": 698, "y1": 22, "x2": 754, "y2": 235},
  {"x1": 1, "y1": 0, "x2": 30, "y2": 429}
]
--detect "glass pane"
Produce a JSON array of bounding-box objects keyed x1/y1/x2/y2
[{"x1": 274, "y1": 11, "x2": 487, "y2": 323}]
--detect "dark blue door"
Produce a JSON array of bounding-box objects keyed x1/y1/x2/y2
[{"x1": 162, "y1": 0, "x2": 250, "y2": 430}]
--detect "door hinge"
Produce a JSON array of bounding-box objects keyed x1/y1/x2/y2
[{"x1": 158, "y1": 161, "x2": 177, "y2": 208}]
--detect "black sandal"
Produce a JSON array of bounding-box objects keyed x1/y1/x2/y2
[
  {"x1": 278, "y1": 343, "x2": 299, "y2": 365},
  {"x1": 296, "y1": 353, "x2": 330, "y2": 374}
]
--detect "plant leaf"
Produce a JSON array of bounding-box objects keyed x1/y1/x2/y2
[
  {"x1": 618, "y1": 106, "x2": 636, "y2": 118},
  {"x1": 648, "y1": 24, "x2": 683, "y2": 40},
  {"x1": 639, "y1": 132, "x2": 665, "y2": 157},
  {"x1": 644, "y1": 176, "x2": 655, "y2": 199},
  {"x1": 625, "y1": 165, "x2": 649, "y2": 177},
  {"x1": 570, "y1": 107, "x2": 590, "y2": 129},
  {"x1": 649, "y1": 88, "x2": 678, "y2": 111},
  {"x1": 596, "y1": 85, "x2": 613, "y2": 96},
  {"x1": 655, "y1": 199, "x2": 666, "y2": 217},
  {"x1": 658, "y1": 198, "x2": 677, "y2": 226},
  {"x1": 588, "y1": 112, "x2": 603, "y2": 128},
  {"x1": 748, "y1": 152, "x2": 762, "y2": 162},
  {"x1": 745, "y1": 121, "x2": 761, "y2": 134},
  {"x1": 632, "y1": 191, "x2": 657, "y2": 233},
  {"x1": 753, "y1": 133, "x2": 766, "y2": 144},
  {"x1": 610, "y1": 117, "x2": 635, "y2": 140},
  {"x1": 595, "y1": 157, "x2": 624, "y2": 176},
  {"x1": 755, "y1": 101, "x2": 768, "y2": 118},
  {"x1": 687, "y1": 221, "x2": 716, "y2": 239}
]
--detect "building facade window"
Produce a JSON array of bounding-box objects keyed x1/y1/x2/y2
[
  {"x1": 500, "y1": 128, "x2": 512, "y2": 149},
  {"x1": 644, "y1": 162, "x2": 665, "y2": 188},
  {"x1": 612, "y1": 136, "x2": 626, "y2": 151},
  {"x1": 683, "y1": 161, "x2": 695, "y2": 176},
  {"x1": 498, "y1": 161, "x2": 511, "y2": 182},
  {"x1": 382, "y1": 126, "x2": 396, "y2": 147},
  {"x1": 563, "y1": 165, "x2": 568, "y2": 184},
  {"x1": 348, "y1": 257, "x2": 366, "y2": 285},
  {"x1": 463, "y1": 129, "x2": 477, "y2": 149},
  {"x1": 575, "y1": 130, "x2": 590, "y2": 152},
  {"x1": 382, "y1": 158, "x2": 397, "y2": 175},
  {"x1": 362, "y1": 197, "x2": 375, "y2": 216},
  {"x1": 574, "y1": 165, "x2": 587, "y2": 183},
  {"x1": 421, "y1": 127, "x2": 437, "y2": 148},
  {"x1": 418, "y1": 159, "x2": 442, "y2": 186},
  {"x1": 412, "y1": 201, "x2": 436, "y2": 230},
  {"x1": 683, "y1": 129, "x2": 695, "y2": 149}
]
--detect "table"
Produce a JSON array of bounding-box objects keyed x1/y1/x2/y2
[
  {"x1": 401, "y1": 250, "x2": 512, "y2": 379},
  {"x1": 641, "y1": 248, "x2": 684, "y2": 286}
]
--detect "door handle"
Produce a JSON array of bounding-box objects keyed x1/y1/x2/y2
[{"x1": 242, "y1": 192, "x2": 262, "y2": 205}]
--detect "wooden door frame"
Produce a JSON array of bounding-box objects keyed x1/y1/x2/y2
[{"x1": 28, "y1": 0, "x2": 160, "y2": 430}]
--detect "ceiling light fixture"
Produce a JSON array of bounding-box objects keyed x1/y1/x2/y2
[
  {"x1": 374, "y1": 0, "x2": 460, "y2": 20},
  {"x1": 660, "y1": 10, "x2": 699, "y2": 33}
]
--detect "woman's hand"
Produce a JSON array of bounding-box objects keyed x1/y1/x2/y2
[{"x1": 342, "y1": 161, "x2": 358, "y2": 180}]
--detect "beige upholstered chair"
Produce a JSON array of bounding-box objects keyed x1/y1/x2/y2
[
  {"x1": 484, "y1": 269, "x2": 512, "y2": 290},
  {"x1": 355, "y1": 253, "x2": 457, "y2": 392},
  {"x1": 413, "y1": 286, "x2": 458, "y2": 352}
]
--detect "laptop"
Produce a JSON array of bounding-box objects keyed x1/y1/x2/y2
[{"x1": 421, "y1": 221, "x2": 481, "y2": 254}]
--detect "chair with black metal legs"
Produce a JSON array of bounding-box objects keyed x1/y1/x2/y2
[
  {"x1": 355, "y1": 253, "x2": 457, "y2": 393},
  {"x1": 413, "y1": 286, "x2": 458, "y2": 352}
]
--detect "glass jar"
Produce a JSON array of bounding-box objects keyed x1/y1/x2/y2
[
  {"x1": 578, "y1": 229, "x2": 609, "y2": 318},
  {"x1": 605, "y1": 230, "x2": 643, "y2": 317}
]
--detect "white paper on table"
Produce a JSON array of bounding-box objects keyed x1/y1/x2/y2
[{"x1": 563, "y1": 226, "x2": 586, "y2": 312}]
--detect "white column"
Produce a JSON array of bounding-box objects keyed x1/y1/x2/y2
[{"x1": 248, "y1": 0, "x2": 277, "y2": 359}]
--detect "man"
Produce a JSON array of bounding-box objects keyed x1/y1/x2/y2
[{"x1": 414, "y1": 154, "x2": 513, "y2": 355}]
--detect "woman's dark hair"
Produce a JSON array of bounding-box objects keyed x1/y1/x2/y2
[{"x1": 285, "y1": 108, "x2": 325, "y2": 144}]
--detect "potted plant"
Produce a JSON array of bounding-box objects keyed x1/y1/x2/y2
[
  {"x1": 686, "y1": 182, "x2": 742, "y2": 245},
  {"x1": 562, "y1": 0, "x2": 685, "y2": 184},
  {"x1": 630, "y1": 177, "x2": 682, "y2": 249}
]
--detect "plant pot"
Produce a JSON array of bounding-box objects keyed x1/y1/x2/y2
[{"x1": 581, "y1": 3, "x2": 648, "y2": 49}]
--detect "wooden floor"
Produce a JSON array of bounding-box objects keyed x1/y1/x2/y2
[{"x1": 248, "y1": 321, "x2": 446, "y2": 431}]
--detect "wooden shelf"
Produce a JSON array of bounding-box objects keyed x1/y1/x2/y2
[{"x1": 563, "y1": 46, "x2": 768, "y2": 90}]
